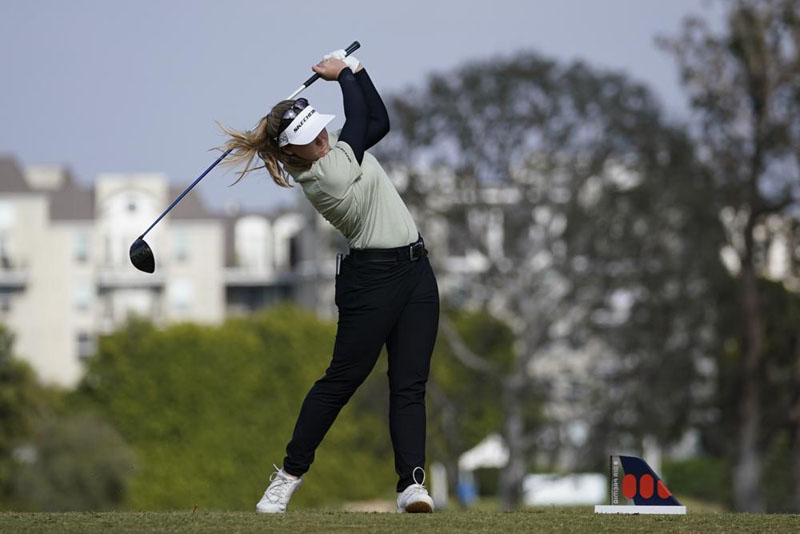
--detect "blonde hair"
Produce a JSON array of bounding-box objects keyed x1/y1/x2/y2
[{"x1": 216, "y1": 100, "x2": 313, "y2": 188}]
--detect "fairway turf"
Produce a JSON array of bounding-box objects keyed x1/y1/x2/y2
[{"x1": 1, "y1": 508, "x2": 798, "y2": 533}]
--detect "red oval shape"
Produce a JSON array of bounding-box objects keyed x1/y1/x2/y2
[
  {"x1": 657, "y1": 480, "x2": 672, "y2": 499},
  {"x1": 622, "y1": 474, "x2": 637, "y2": 499},
  {"x1": 639, "y1": 474, "x2": 654, "y2": 498}
]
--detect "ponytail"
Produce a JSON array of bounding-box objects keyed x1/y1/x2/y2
[{"x1": 216, "y1": 100, "x2": 313, "y2": 188}]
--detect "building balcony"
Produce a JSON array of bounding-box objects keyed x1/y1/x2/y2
[
  {"x1": 0, "y1": 262, "x2": 27, "y2": 288},
  {"x1": 96, "y1": 268, "x2": 165, "y2": 288},
  {"x1": 223, "y1": 267, "x2": 300, "y2": 287}
]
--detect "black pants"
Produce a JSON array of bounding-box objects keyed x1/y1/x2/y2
[{"x1": 283, "y1": 235, "x2": 440, "y2": 492}]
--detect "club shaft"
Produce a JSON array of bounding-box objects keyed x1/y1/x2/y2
[
  {"x1": 137, "y1": 41, "x2": 360, "y2": 241},
  {"x1": 286, "y1": 84, "x2": 308, "y2": 101},
  {"x1": 139, "y1": 148, "x2": 233, "y2": 239}
]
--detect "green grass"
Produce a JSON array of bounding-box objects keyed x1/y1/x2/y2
[{"x1": 0, "y1": 508, "x2": 798, "y2": 534}]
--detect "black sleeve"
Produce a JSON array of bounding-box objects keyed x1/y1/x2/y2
[
  {"x1": 336, "y1": 67, "x2": 368, "y2": 164},
  {"x1": 354, "y1": 68, "x2": 390, "y2": 149}
]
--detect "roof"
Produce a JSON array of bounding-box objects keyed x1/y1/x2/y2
[
  {"x1": 0, "y1": 156, "x2": 94, "y2": 220},
  {"x1": 0, "y1": 157, "x2": 33, "y2": 193},
  {"x1": 168, "y1": 185, "x2": 215, "y2": 220},
  {"x1": 49, "y1": 181, "x2": 95, "y2": 220}
]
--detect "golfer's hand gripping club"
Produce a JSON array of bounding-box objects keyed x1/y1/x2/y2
[
  {"x1": 323, "y1": 48, "x2": 361, "y2": 74},
  {"x1": 287, "y1": 41, "x2": 360, "y2": 100}
]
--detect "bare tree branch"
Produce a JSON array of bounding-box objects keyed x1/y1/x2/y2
[{"x1": 439, "y1": 315, "x2": 500, "y2": 376}]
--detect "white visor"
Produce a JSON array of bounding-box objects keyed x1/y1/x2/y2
[{"x1": 277, "y1": 105, "x2": 335, "y2": 147}]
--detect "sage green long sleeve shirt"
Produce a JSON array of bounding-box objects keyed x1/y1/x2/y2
[{"x1": 286, "y1": 130, "x2": 419, "y2": 249}]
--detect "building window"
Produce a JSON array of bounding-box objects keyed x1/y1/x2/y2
[
  {"x1": 234, "y1": 217, "x2": 269, "y2": 272},
  {"x1": 0, "y1": 291, "x2": 11, "y2": 313},
  {"x1": 76, "y1": 331, "x2": 95, "y2": 360},
  {"x1": 169, "y1": 279, "x2": 193, "y2": 311},
  {"x1": 289, "y1": 235, "x2": 300, "y2": 269},
  {"x1": 174, "y1": 231, "x2": 189, "y2": 263},
  {"x1": 0, "y1": 233, "x2": 9, "y2": 269},
  {"x1": 74, "y1": 281, "x2": 94, "y2": 311},
  {"x1": 0, "y1": 202, "x2": 15, "y2": 227},
  {"x1": 75, "y1": 231, "x2": 89, "y2": 263}
]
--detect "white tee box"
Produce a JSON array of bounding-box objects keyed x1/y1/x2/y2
[{"x1": 595, "y1": 505, "x2": 687, "y2": 515}]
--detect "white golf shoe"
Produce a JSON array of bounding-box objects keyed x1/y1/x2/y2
[
  {"x1": 396, "y1": 466, "x2": 434, "y2": 513},
  {"x1": 256, "y1": 464, "x2": 303, "y2": 513}
]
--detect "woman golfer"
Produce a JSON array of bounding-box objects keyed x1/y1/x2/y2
[{"x1": 220, "y1": 50, "x2": 439, "y2": 513}]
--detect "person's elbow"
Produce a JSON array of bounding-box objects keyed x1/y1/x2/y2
[{"x1": 377, "y1": 116, "x2": 390, "y2": 140}]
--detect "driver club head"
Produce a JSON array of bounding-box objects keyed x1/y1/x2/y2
[{"x1": 130, "y1": 237, "x2": 155, "y2": 273}]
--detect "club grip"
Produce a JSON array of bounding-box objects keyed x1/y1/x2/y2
[
  {"x1": 300, "y1": 41, "x2": 361, "y2": 89},
  {"x1": 344, "y1": 41, "x2": 361, "y2": 56}
]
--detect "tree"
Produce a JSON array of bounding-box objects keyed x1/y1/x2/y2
[
  {"x1": 0, "y1": 324, "x2": 134, "y2": 511},
  {"x1": 0, "y1": 326, "x2": 48, "y2": 502},
  {"x1": 703, "y1": 276, "x2": 800, "y2": 511},
  {"x1": 9, "y1": 414, "x2": 135, "y2": 511},
  {"x1": 662, "y1": 0, "x2": 800, "y2": 511},
  {"x1": 380, "y1": 51, "x2": 721, "y2": 508}
]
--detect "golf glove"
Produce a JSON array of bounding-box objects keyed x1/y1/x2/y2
[{"x1": 324, "y1": 48, "x2": 360, "y2": 73}]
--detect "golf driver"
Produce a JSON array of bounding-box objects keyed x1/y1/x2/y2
[{"x1": 129, "y1": 40, "x2": 361, "y2": 273}]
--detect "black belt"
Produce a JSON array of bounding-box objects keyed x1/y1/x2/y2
[{"x1": 347, "y1": 235, "x2": 427, "y2": 262}]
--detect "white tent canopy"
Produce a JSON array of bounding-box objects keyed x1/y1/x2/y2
[{"x1": 458, "y1": 433, "x2": 509, "y2": 471}]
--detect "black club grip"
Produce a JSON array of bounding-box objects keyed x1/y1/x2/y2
[{"x1": 301, "y1": 41, "x2": 361, "y2": 88}]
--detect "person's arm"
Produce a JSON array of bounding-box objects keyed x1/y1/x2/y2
[
  {"x1": 354, "y1": 68, "x2": 390, "y2": 150},
  {"x1": 335, "y1": 67, "x2": 369, "y2": 164}
]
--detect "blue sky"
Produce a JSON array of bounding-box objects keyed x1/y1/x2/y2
[{"x1": 0, "y1": 0, "x2": 723, "y2": 213}]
